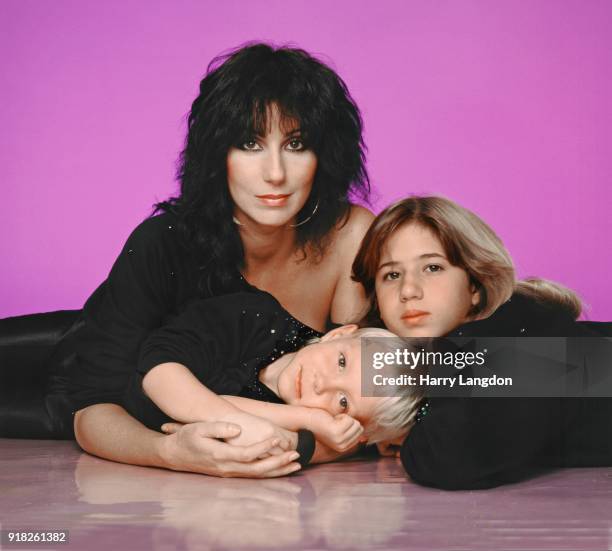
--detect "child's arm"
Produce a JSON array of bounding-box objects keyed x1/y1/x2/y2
[
  {"x1": 142, "y1": 362, "x2": 297, "y2": 451},
  {"x1": 222, "y1": 395, "x2": 364, "y2": 454},
  {"x1": 143, "y1": 362, "x2": 238, "y2": 423}
]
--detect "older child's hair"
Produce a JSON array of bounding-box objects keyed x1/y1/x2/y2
[{"x1": 352, "y1": 196, "x2": 581, "y2": 323}]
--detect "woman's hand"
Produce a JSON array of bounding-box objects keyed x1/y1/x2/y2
[
  {"x1": 74, "y1": 404, "x2": 301, "y2": 479},
  {"x1": 219, "y1": 411, "x2": 299, "y2": 456},
  {"x1": 158, "y1": 420, "x2": 301, "y2": 477},
  {"x1": 308, "y1": 409, "x2": 364, "y2": 452}
]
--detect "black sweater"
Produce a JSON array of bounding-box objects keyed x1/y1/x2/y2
[
  {"x1": 69, "y1": 213, "x2": 254, "y2": 411},
  {"x1": 400, "y1": 294, "x2": 612, "y2": 490}
]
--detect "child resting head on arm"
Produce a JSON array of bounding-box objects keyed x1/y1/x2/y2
[{"x1": 123, "y1": 292, "x2": 423, "y2": 466}]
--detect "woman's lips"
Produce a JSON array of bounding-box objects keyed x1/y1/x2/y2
[
  {"x1": 256, "y1": 193, "x2": 291, "y2": 207},
  {"x1": 401, "y1": 310, "x2": 430, "y2": 326}
]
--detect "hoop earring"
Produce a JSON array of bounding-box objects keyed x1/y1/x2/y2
[
  {"x1": 290, "y1": 200, "x2": 319, "y2": 228},
  {"x1": 232, "y1": 216, "x2": 243, "y2": 226}
]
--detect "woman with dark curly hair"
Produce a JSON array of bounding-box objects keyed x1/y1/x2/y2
[{"x1": 68, "y1": 43, "x2": 374, "y2": 477}]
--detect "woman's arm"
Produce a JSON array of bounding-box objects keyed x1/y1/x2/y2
[{"x1": 74, "y1": 403, "x2": 302, "y2": 477}]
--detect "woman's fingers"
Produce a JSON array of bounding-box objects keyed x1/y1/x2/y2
[
  {"x1": 195, "y1": 421, "x2": 242, "y2": 440},
  {"x1": 225, "y1": 451, "x2": 302, "y2": 478},
  {"x1": 160, "y1": 422, "x2": 184, "y2": 435},
  {"x1": 262, "y1": 445, "x2": 286, "y2": 457},
  {"x1": 224, "y1": 437, "x2": 285, "y2": 463}
]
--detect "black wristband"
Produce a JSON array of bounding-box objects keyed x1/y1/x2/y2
[{"x1": 295, "y1": 429, "x2": 316, "y2": 467}]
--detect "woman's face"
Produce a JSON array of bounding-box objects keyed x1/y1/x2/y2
[
  {"x1": 227, "y1": 105, "x2": 317, "y2": 228},
  {"x1": 375, "y1": 223, "x2": 479, "y2": 337}
]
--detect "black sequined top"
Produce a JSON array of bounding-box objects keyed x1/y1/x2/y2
[
  {"x1": 68, "y1": 212, "x2": 322, "y2": 413},
  {"x1": 122, "y1": 291, "x2": 321, "y2": 431}
]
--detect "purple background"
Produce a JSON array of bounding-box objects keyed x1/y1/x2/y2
[{"x1": 1, "y1": 0, "x2": 610, "y2": 320}]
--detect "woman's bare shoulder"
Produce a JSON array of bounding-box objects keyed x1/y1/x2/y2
[{"x1": 333, "y1": 204, "x2": 375, "y2": 251}]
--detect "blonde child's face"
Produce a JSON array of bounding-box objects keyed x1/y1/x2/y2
[
  {"x1": 375, "y1": 223, "x2": 479, "y2": 338},
  {"x1": 276, "y1": 327, "x2": 381, "y2": 424}
]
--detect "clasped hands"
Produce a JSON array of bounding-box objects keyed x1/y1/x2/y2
[{"x1": 158, "y1": 408, "x2": 365, "y2": 478}]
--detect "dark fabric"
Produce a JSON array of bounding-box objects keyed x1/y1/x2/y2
[
  {"x1": 0, "y1": 310, "x2": 81, "y2": 439},
  {"x1": 69, "y1": 213, "x2": 205, "y2": 411},
  {"x1": 400, "y1": 293, "x2": 612, "y2": 490},
  {"x1": 123, "y1": 291, "x2": 321, "y2": 431},
  {"x1": 1, "y1": 213, "x2": 254, "y2": 439},
  {"x1": 296, "y1": 429, "x2": 317, "y2": 467}
]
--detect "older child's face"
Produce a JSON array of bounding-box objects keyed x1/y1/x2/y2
[
  {"x1": 277, "y1": 326, "x2": 380, "y2": 424},
  {"x1": 375, "y1": 223, "x2": 479, "y2": 337},
  {"x1": 227, "y1": 104, "x2": 317, "y2": 229}
]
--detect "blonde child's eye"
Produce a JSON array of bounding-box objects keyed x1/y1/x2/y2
[
  {"x1": 339, "y1": 394, "x2": 348, "y2": 411},
  {"x1": 338, "y1": 352, "x2": 346, "y2": 370},
  {"x1": 425, "y1": 264, "x2": 443, "y2": 273}
]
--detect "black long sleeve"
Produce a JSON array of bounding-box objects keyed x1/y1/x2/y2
[
  {"x1": 123, "y1": 292, "x2": 320, "y2": 430},
  {"x1": 69, "y1": 214, "x2": 210, "y2": 410}
]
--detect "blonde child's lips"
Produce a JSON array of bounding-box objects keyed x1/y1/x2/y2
[{"x1": 296, "y1": 365, "x2": 302, "y2": 399}]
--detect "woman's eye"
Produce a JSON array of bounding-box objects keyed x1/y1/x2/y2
[
  {"x1": 339, "y1": 394, "x2": 348, "y2": 411},
  {"x1": 383, "y1": 271, "x2": 400, "y2": 281},
  {"x1": 425, "y1": 264, "x2": 443, "y2": 273},
  {"x1": 286, "y1": 138, "x2": 305, "y2": 151},
  {"x1": 338, "y1": 352, "x2": 346, "y2": 370},
  {"x1": 240, "y1": 140, "x2": 261, "y2": 151}
]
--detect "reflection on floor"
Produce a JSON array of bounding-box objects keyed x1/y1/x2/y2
[{"x1": 1, "y1": 440, "x2": 611, "y2": 550}]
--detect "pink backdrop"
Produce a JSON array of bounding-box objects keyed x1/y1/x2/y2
[{"x1": 1, "y1": 0, "x2": 610, "y2": 320}]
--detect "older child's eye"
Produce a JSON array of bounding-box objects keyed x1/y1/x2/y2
[
  {"x1": 338, "y1": 352, "x2": 346, "y2": 370},
  {"x1": 425, "y1": 264, "x2": 443, "y2": 273},
  {"x1": 339, "y1": 394, "x2": 348, "y2": 411},
  {"x1": 383, "y1": 271, "x2": 400, "y2": 281},
  {"x1": 286, "y1": 138, "x2": 305, "y2": 151}
]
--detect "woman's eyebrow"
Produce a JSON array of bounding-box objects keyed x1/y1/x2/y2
[{"x1": 420, "y1": 253, "x2": 446, "y2": 259}]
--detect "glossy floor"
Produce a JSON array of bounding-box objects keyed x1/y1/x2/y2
[{"x1": 1, "y1": 440, "x2": 611, "y2": 550}]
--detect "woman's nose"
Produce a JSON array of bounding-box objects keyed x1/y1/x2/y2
[{"x1": 263, "y1": 150, "x2": 285, "y2": 185}]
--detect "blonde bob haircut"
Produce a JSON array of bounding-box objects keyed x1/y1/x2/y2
[
  {"x1": 352, "y1": 196, "x2": 581, "y2": 323},
  {"x1": 306, "y1": 326, "x2": 426, "y2": 445}
]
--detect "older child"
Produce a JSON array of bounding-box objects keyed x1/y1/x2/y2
[
  {"x1": 123, "y1": 291, "x2": 422, "y2": 466},
  {"x1": 352, "y1": 196, "x2": 612, "y2": 489}
]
